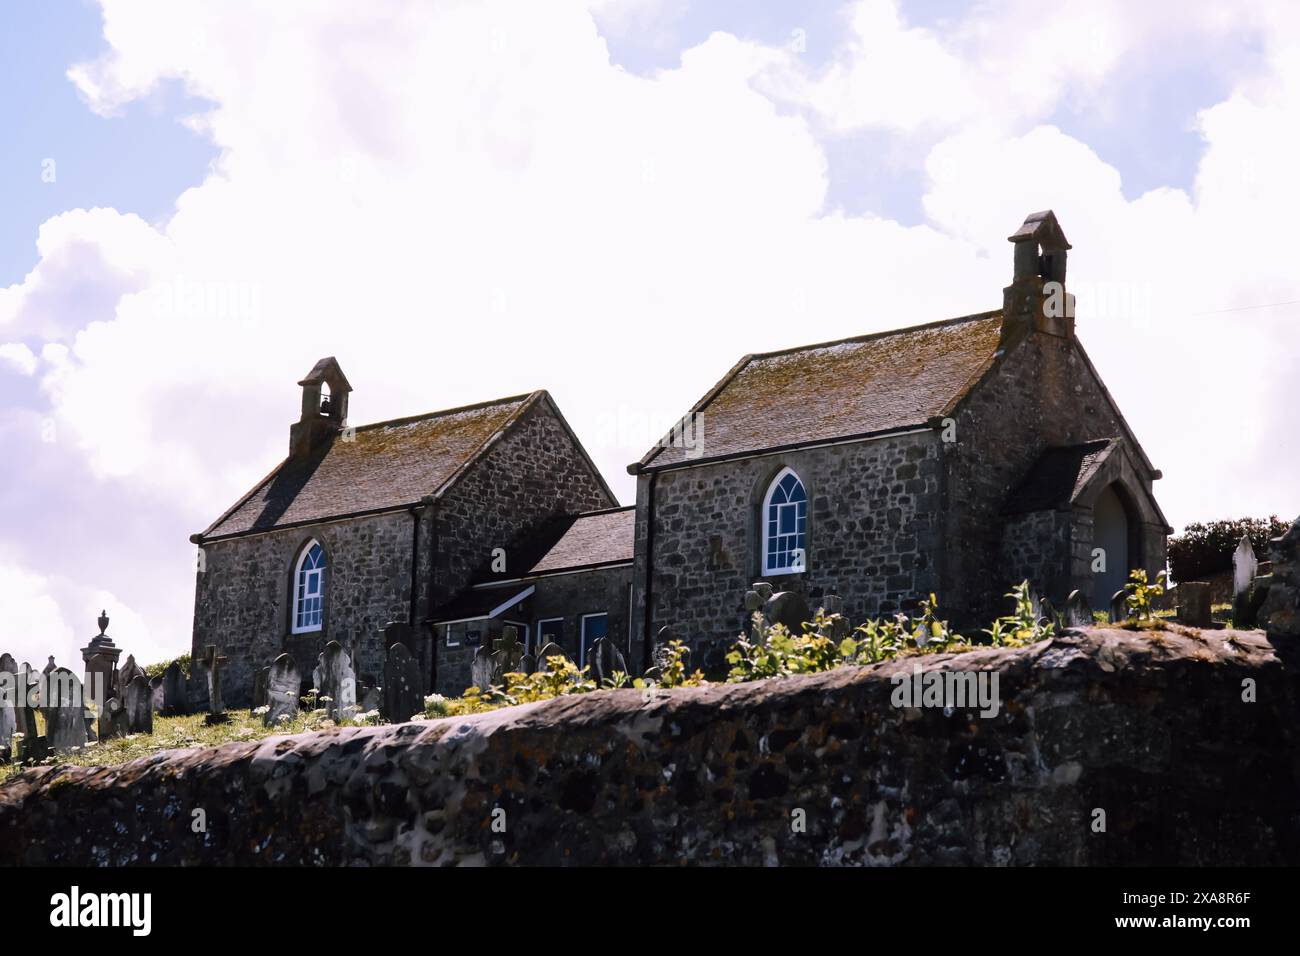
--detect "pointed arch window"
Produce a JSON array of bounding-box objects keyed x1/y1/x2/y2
[
  {"x1": 292, "y1": 540, "x2": 326, "y2": 633},
  {"x1": 762, "y1": 468, "x2": 807, "y2": 575}
]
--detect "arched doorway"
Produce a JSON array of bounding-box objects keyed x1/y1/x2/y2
[{"x1": 1093, "y1": 483, "x2": 1130, "y2": 612}]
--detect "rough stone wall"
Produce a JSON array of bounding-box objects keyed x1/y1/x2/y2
[
  {"x1": 632, "y1": 432, "x2": 943, "y2": 672},
  {"x1": 4, "y1": 628, "x2": 1294, "y2": 866},
  {"x1": 191, "y1": 510, "x2": 417, "y2": 708},
  {"x1": 999, "y1": 509, "x2": 1071, "y2": 600},
  {"x1": 527, "y1": 566, "x2": 633, "y2": 665},
  {"x1": 432, "y1": 397, "x2": 617, "y2": 692},
  {"x1": 943, "y1": 328, "x2": 1165, "y2": 623}
]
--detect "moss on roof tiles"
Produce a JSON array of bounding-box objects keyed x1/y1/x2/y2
[
  {"x1": 645, "y1": 312, "x2": 1004, "y2": 468},
  {"x1": 203, "y1": 395, "x2": 530, "y2": 539}
]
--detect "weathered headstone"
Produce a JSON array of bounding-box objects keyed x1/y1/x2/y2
[
  {"x1": 97, "y1": 694, "x2": 129, "y2": 741},
  {"x1": 14, "y1": 663, "x2": 43, "y2": 763},
  {"x1": 1178, "y1": 581, "x2": 1212, "y2": 628},
  {"x1": 588, "y1": 636, "x2": 627, "y2": 685},
  {"x1": 492, "y1": 626, "x2": 524, "y2": 675},
  {"x1": 383, "y1": 642, "x2": 422, "y2": 722},
  {"x1": 359, "y1": 684, "x2": 382, "y2": 714},
  {"x1": 123, "y1": 674, "x2": 153, "y2": 734},
  {"x1": 200, "y1": 644, "x2": 230, "y2": 724},
  {"x1": 80, "y1": 610, "x2": 122, "y2": 704},
  {"x1": 1233, "y1": 535, "x2": 1259, "y2": 626},
  {"x1": 117, "y1": 654, "x2": 146, "y2": 692},
  {"x1": 252, "y1": 665, "x2": 271, "y2": 712},
  {"x1": 150, "y1": 675, "x2": 165, "y2": 713},
  {"x1": 159, "y1": 662, "x2": 188, "y2": 716},
  {"x1": 312, "y1": 642, "x2": 357, "y2": 720},
  {"x1": 44, "y1": 667, "x2": 88, "y2": 754},
  {"x1": 1259, "y1": 516, "x2": 1300, "y2": 638},
  {"x1": 470, "y1": 645, "x2": 497, "y2": 691},
  {"x1": 1064, "y1": 590, "x2": 1092, "y2": 628},
  {"x1": 534, "y1": 641, "x2": 566, "y2": 674},
  {"x1": 264, "y1": 654, "x2": 300, "y2": 727},
  {"x1": 0, "y1": 653, "x2": 17, "y2": 762},
  {"x1": 765, "y1": 591, "x2": 811, "y2": 634}
]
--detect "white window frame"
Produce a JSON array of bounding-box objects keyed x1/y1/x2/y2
[
  {"x1": 761, "y1": 467, "x2": 808, "y2": 576},
  {"x1": 291, "y1": 539, "x2": 326, "y2": 634},
  {"x1": 579, "y1": 612, "x2": 608, "y2": 668},
  {"x1": 445, "y1": 623, "x2": 460, "y2": 648},
  {"x1": 535, "y1": 617, "x2": 564, "y2": 655}
]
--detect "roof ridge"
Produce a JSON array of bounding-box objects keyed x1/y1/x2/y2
[
  {"x1": 575, "y1": 504, "x2": 636, "y2": 517},
  {"x1": 747, "y1": 309, "x2": 1002, "y2": 362},
  {"x1": 350, "y1": 392, "x2": 535, "y2": 433}
]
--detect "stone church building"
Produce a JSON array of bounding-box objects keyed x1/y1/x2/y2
[{"x1": 191, "y1": 211, "x2": 1169, "y2": 702}]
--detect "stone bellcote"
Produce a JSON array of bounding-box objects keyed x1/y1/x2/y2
[
  {"x1": 289, "y1": 357, "x2": 352, "y2": 459},
  {"x1": 1001, "y1": 210, "x2": 1075, "y2": 345}
]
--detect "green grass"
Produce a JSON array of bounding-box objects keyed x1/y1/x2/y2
[{"x1": 1, "y1": 706, "x2": 383, "y2": 785}]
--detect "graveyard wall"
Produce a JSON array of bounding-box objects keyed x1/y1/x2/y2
[
  {"x1": 632, "y1": 431, "x2": 944, "y2": 674},
  {"x1": 7, "y1": 626, "x2": 1293, "y2": 866}
]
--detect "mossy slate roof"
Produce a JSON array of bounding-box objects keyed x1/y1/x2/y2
[
  {"x1": 202, "y1": 394, "x2": 533, "y2": 540},
  {"x1": 637, "y1": 312, "x2": 1005, "y2": 470}
]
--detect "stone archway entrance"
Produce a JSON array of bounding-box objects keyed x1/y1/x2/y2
[{"x1": 1093, "y1": 483, "x2": 1130, "y2": 611}]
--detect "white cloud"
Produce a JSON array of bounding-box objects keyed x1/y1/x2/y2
[{"x1": 0, "y1": 344, "x2": 37, "y2": 376}]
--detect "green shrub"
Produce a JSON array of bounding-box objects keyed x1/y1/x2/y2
[
  {"x1": 143, "y1": 653, "x2": 192, "y2": 681},
  {"x1": 1168, "y1": 516, "x2": 1289, "y2": 582}
]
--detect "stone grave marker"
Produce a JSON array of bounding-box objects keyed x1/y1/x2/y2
[
  {"x1": 359, "y1": 684, "x2": 382, "y2": 714},
  {"x1": 44, "y1": 667, "x2": 88, "y2": 754},
  {"x1": 160, "y1": 662, "x2": 188, "y2": 716},
  {"x1": 150, "y1": 675, "x2": 165, "y2": 712},
  {"x1": 0, "y1": 653, "x2": 17, "y2": 762},
  {"x1": 265, "y1": 654, "x2": 300, "y2": 727},
  {"x1": 1064, "y1": 590, "x2": 1092, "y2": 628},
  {"x1": 14, "y1": 663, "x2": 43, "y2": 763},
  {"x1": 252, "y1": 665, "x2": 271, "y2": 712},
  {"x1": 98, "y1": 695, "x2": 129, "y2": 741},
  {"x1": 200, "y1": 644, "x2": 230, "y2": 724},
  {"x1": 123, "y1": 674, "x2": 153, "y2": 734},
  {"x1": 766, "y1": 591, "x2": 811, "y2": 634},
  {"x1": 1178, "y1": 581, "x2": 1212, "y2": 628},
  {"x1": 313, "y1": 642, "x2": 357, "y2": 720},
  {"x1": 117, "y1": 654, "x2": 146, "y2": 692},
  {"x1": 588, "y1": 637, "x2": 627, "y2": 685},
  {"x1": 1260, "y1": 515, "x2": 1300, "y2": 638},
  {"x1": 383, "y1": 642, "x2": 422, "y2": 722},
  {"x1": 534, "y1": 641, "x2": 566, "y2": 674},
  {"x1": 470, "y1": 645, "x2": 497, "y2": 691},
  {"x1": 492, "y1": 626, "x2": 525, "y2": 675},
  {"x1": 1233, "y1": 535, "x2": 1259, "y2": 625}
]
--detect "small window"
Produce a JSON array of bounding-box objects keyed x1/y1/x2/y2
[
  {"x1": 580, "y1": 613, "x2": 608, "y2": 668},
  {"x1": 762, "y1": 468, "x2": 807, "y2": 575},
  {"x1": 445, "y1": 623, "x2": 460, "y2": 648},
  {"x1": 292, "y1": 540, "x2": 326, "y2": 633}
]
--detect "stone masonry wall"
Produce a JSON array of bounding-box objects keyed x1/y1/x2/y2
[
  {"x1": 943, "y1": 328, "x2": 1166, "y2": 624},
  {"x1": 3, "y1": 628, "x2": 1294, "y2": 866},
  {"x1": 999, "y1": 509, "x2": 1071, "y2": 601},
  {"x1": 432, "y1": 397, "x2": 617, "y2": 692},
  {"x1": 191, "y1": 510, "x2": 417, "y2": 708},
  {"x1": 632, "y1": 432, "x2": 943, "y2": 672}
]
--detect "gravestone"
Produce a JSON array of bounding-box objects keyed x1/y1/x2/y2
[
  {"x1": 359, "y1": 684, "x2": 382, "y2": 714},
  {"x1": 534, "y1": 641, "x2": 566, "y2": 674},
  {"x1": 1259, "y1": 515, "x2": 1300, "y2": 638},
  {"x1": 0, "y1": 653, "x2": 17, "y2": 762},
  {"x1": 1178, "y1": 581, "x2": 1212, "y2": 628},
  {"x1": 588, "y1": 637, "x2": 627, "y2": 685},
  {"x1": 200, "y1": 644, "x2": 230, "y2": 724},
  {"x1": 44, "y1": 667, "x2": 88, "y2": 754},
  {"x1": 117, "y1": 654, "x2": 146, "y2": 692},
  {"x1": 765, "y1": 591, "x2": 811, "y2": 634},
  {"x1": 645, "y1": 633, "x2": 689, "y2": 683},
  {"x1": 13, "y1": 663, "x2": 42, "y2": 763},
  {"x1": 98, "y1": 695, "x2": 129, "y2": 741},
  {"x1": 1233, "y1": 535, "x2": 1259, "y2": 626},
  {"x1": 252, "y1": 666, "x2": 271, "y2": 712},
  {"x1": 80, "y1": 610, "x2": 122, "y2": 705},
  {"x1": 383, "y1": 621, "x2": 413, "y2": 655},
  {"x1": 265, "y1": 654, "x2": 301, "y2": 727},
  {"x1": 312, "y1": 642, "x2": 357, "y2": 720},
  {"x1": 492, "y1": 626, "x2": 524, "y2": 675},
  {"x1": 150, "y1": 675, "x2": 165, "y2": 712},
  {"x1": 383, "y1": 642, "x2": 422, "y2": 722},
  {"x1": 123, "y1": 674, "x2": 153, "y2": 734},
  {"x1": 470, "y1": 645, "x2": 497, "y2": 691},
  {"x1": 1064, "y1": 590, "x2": 1092, "y2": 628},
  {"x1": 160, "y1": 662, "x2": 188, "y2": 716}
]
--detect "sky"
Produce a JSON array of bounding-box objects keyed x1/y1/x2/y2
[{"x1": 1, "y1": 0, "x2": 1297, "y2": 669}]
